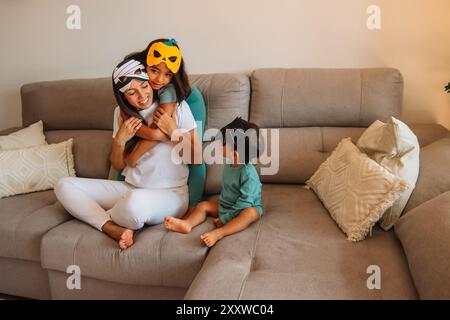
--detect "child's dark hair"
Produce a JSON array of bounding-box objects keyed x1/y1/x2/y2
[
  {"x1": 219, "y1": 117, "x2": 260, "y2": 164},
  {"x1": 125, "y1": 38, "x2": 191, "y2": 103}
]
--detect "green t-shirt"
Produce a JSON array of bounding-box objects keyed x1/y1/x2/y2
[
  {"x1": 158, "y1": 84, "x2": 177, "y2": 104},
  {"x1": 218, "y1": 163, "x2": 263, "y2": 224}
]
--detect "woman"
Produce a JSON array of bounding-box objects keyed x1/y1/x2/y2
[{"x1": 54, "y1": 58, "x2": 200, "y2": 249}]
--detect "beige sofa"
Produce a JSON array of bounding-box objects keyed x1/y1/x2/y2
[{"x1": 0, "y1": 68, "x2": 449, "y2": 300}]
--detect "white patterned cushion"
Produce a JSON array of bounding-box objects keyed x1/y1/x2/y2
[
  {"x1": 306, "y1": 138, "x2": 409, "y2": 242},
  {"x1": 0, "y1": 139, "x2": 76, "y2": 198},
  {"x1": 0, "y1": 120, "x2": 47, "y2": 150},
  {"x1": 357, "y1": 117, "x2": 420, "y2": 230}
]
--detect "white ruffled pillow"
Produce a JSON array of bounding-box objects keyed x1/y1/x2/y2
[{"x1": 356, "y1": 117, "x2": 420, "y2": 230}]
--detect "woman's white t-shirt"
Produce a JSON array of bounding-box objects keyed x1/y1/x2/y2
[{"x1": 112, "y1": 101, "x2": 197, "y2": 189}]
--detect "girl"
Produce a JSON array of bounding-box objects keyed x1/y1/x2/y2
[
  {"x1": 54, "y1": 58, "x2": 200, "y2": 249},
  {"x1": 121, "y1": 38, "x2": 207, "y2": 210}
]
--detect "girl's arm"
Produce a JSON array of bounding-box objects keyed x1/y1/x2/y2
[
  {"x1": 122, "y1": 103, "x2": 176, "y2": 164},
  {"x1": 120, "y1": 109, "x2": 167, "y2": 141},
  {"x1": 153, "y1": 109, "x2": 202, "y2": 164}
]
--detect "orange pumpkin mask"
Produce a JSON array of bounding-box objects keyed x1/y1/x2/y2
[{"x1": 146, "y1": 39, "x2": 182, "y2": 74}]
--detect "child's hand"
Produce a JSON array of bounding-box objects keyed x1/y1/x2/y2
[
  {"x1": 153, "y1": 107, "x2": 178, "y2": 137},
  {"x1": 214, "y1": 218, "x2": 223, "y2": 228}
]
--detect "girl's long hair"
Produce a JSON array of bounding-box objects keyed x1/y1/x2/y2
[
  {"x1": 111, "y1": 63, "x2": 150, "y2": 155},
  {"x1": 125, "y1": 38, "x2": 191, "y2": 103}
]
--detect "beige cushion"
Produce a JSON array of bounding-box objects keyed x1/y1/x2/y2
[
  {"x1": 0, "y1": 191, "x2": 71, "y2": 262},
  {"x1": 357, "y1": 117, "x2": 420, "y2": 230},
  {"x1": 404, "y1": 138, "x2": 450, "y2": 213},
  {"x1": 41, "y1": 218, "x2": 214, "y2": 289},
  {"x1": 186, "y1": 184, "x2": 418, "y2": 300},
  {"x1": 306, "y1": 138, "x2": 409, "y2": 242},
  {"x1": 0, "y1": 120, "x2": 47, "y2": 150},
  {"x1": 249, "y1": 68, "x2": 403, "y2": 128},
  {"x1": 395, "y1": 191, "x2": 450, "y2": 299},
  {"x1": 45, "y1": 130, "x2": 112, "y2": 179},
  {"x1": 0, "y1": 139, "x2": 76, "y2": 198}
]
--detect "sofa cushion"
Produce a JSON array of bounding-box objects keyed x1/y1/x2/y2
[
  {"x1": 186, "y1": 184, "x2": 418, "y2": 299},
  {"x1": 0, "y1": 191, "x2": 72, "y2": 261},
  {"x1": 249, "y1": 68, "x2": 403, "y2": 128},
  {"x1": 190, "y1": 73, "x2": 250, "y2": 138},
  {"x1": 21, "y1": 78, "x2": 116, "y2": 131},
  {"x1": 404, "y1": 138, "x2": 450, "y2": 213},
  {"x1": 395, "y1": 191, "x2": 450, "y2": 299},
  {"x1": 41, "y1": 218, "x2": 214, "y2": 289},
  {"x1": 45, "y1": 130, "x2": 112, "y2": 179},
  {"x1": 253, "y1": 125, "x2": 447, "y2": 185},
  {"x1": 407, "y1": 124, "x2": 450, "y2": 148},
  {"x1": 0, "y1": 120, "x2": 47, "y2": 150}
]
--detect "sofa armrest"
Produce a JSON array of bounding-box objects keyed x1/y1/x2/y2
[
  {"x1": 395, "y1": 191, "x2": 450, "y2": 299},
  {"x1": 404, "y1": 137, "x2": 450, "y2": 213},
  {"x1": 0, "y1": 126, "x2": 22, "y2": 136},
  {"x1": 408, "y1": 123, "x2": 449, "y2": 148}
]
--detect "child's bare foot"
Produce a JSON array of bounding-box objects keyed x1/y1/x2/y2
[
  {"x1": 200, "y1": 229, "x2": 224, "y2": 247},
  {"x1": 164, "y1": 216, "x2": 192, "y2": 233},
  {"x1": 214, "y1": 218, "x2": 223, "y2": 228},
  {"x1": 118, "y1": 229, "x2": 134, "y2": 249}
]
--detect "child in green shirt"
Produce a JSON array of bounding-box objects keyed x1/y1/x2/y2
[{"x1": 164, "y1": 117, "x2": 263, "y2": 247}]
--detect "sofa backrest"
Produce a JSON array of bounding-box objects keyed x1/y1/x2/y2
[
  {"x1": 20, "y1": 74, "x2": 250, "y2": 179},
  {"x1": 249, "y1": 68, "x2": 403, "y2": 128},
  {"x1": 249, "y1": 68, "x2": 404, "y2": 184}
]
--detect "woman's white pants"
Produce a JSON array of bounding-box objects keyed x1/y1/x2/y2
[{"x1": 54, "y1": 177, "x2": 188, "y2": 231}]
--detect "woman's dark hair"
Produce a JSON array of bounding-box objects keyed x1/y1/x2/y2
[
  {"x1": 125, "y1": 38, "x2": 191, "y2": 103},
  {"x1": 111, "y1": 60, "x2": 150, "y2": 155},
  {"x1": 219, "y1": 117, "x2": 261, "y2": 164}
]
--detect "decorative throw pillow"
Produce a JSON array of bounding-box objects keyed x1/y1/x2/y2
[
  {"x1": 306, "y1": 138, "x2": 409, "y2": 242},
  {"x1": 356, "y1": 117, "x2": 420, "y2": 230},
  {"x1": 0, "y1": 139, "x2": 76, "y2": 198},
  {"x1": 0, "y1": 120, "x2": 47, "y2": 150}
]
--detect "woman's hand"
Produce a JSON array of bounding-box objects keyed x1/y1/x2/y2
[
  {"x1": 153, "y1": 107, "x2": 178, "y2": 137},
  {"x1": 115, "y1": 117, "x2": 142, "y2": 145}
]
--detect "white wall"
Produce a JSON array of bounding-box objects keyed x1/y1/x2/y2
[{"x1": 1, "y1": 0, "x2": 449, "y2": 130}]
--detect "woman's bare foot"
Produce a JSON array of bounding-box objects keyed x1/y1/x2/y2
[
  {"x1": 200, "y1": 229, "x2": 224, "y2": 247},
  {"x1": 164, "y1": 216, "x2": 192, "y2": 233},
  {"x1": 118, "y1": 229, "x2": 134, "y2": 249},
  {"x1": 102, "y1": 221, "x2": 135, "y2": 249},
  {"x1": 214, "y1": 218, "x2": 223, "y2": 228}
]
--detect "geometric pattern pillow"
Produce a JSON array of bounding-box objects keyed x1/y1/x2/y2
[
  {"x1": 0, "y1": 120, "x2": 47, "y2": 150},
  {"x1": 306, "y1": 138, "x2": 409, "y2": 242},
  {"x1": 0, "y1": 139, "x2": 76, "y2": 198},
  {"x1": 357, "y1": 117, "x2": 420, "y2": 231}
]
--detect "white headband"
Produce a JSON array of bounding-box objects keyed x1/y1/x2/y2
[{"x1": 113, "y1": 59, "x2": 149, "y2": 93}]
